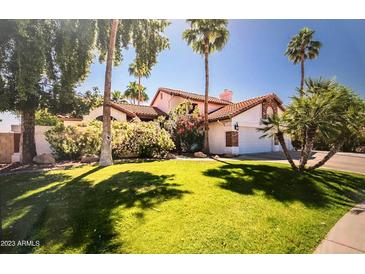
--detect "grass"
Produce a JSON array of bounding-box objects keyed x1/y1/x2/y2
[{"x1": 1, "y1": 160, "x2": 364, "y2": 254}]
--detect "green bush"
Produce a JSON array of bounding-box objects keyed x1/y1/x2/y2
[
  {"x1": 46, "y1": 120, "x2": 175, "y2": 160},
  {"x1": 35, "y1": 109, "x2": 61, "y2": 126},
  {"x1": 113, "y1": 120, "x2": 175, "y2": 158},
  {"x1": 45, "y1": 121, "x2": 102, "y2": 160}
]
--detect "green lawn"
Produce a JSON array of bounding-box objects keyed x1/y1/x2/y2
[{"x1": 1, "y1": 160, "x2": 365, "y2": 254}]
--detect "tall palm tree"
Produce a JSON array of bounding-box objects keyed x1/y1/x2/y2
[
  {"x1": 99, "y1": 19, "x2": 119, "y2": 167},
  {"x1": 128, "y1": 62, "x2": 151, "y2": 105},
  {"x1": 124, "y1": 81, "x2": 149, "y2": 104},
  {"x1": 285, "y1": 27, "x2": 322, "y2": 96},
  {"x1": 183, "y1": 19, "x2": 229, "y2": 154}
]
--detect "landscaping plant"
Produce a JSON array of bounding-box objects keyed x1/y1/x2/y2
[
  {"x1": 46, "y1": 120, "x2": 175, "y2": 160},
  {"x1": 161, "y1": 102, "x2": 204, "y2": 153},
  {"x1": 258, "y1": 78, "x2": 365, "y2": 172},
  {"x1": 183, "y1": 19, "x2": 229, "y2": 154}
]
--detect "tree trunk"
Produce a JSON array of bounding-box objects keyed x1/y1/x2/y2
[
  {"x1": 298, "y1": 125, "x2": 317, "y2": 171},
  {"x1": 100, "y1": 19, "x2": 119, "y2": 167},
  {"x1": 138, "y1": 77, "x2": 141, "y2": 105},
  {"x1": 203, "y1": 40, "x2": 210, "y2": 154},
  {"x1": 21, "y1": 110, "x2": 37, "y2": 164},
  {"x1": 307, "y1": 141, "x2": 344, "y2": 171},
  {"x1": 277, "y1": 132, "x2": 298, "y2": 171},
  {"x1": 300, "y1": 59, "x2": 305, "y2": 96}
]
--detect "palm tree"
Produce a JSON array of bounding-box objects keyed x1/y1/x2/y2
[
  {"x1": 128, "y1": 62, "x2": 151, "y2": 105},
  {"x1": 183, "y1": 19, "x2": 229, "y2": 154},
  {"x1": 285, "y1": 27, "x2": 322, "y2": 96},
  {"x1": 258, "y1": 115, "x2": 298, "y2": 171},
  {"x1": 99, "y1": 19, "x2": 119, "y2": 167},
  {"x1": 124, "y1": 81, "x2": 149, "y2": 104},
  {"x1": 112, "y1": 90, "x2": 128, "y2": 103}
]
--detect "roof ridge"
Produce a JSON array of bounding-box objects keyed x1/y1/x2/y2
[{"x1": 157, "y1": 87, "x2": 232, "y2": 103}]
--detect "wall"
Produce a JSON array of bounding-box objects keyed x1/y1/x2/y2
[
  {"x1": 0, "y1": 133, "x2": 14, "y2": 163},
  {"x1": 151, "y1": 90, "x2": 227, "y2": 115},
  {"x1": 83, "y1": 106, "x2": 127, "y2": 123},
  {"x1": 35, "y1": 126, "x2": 52, "y2": 155}
]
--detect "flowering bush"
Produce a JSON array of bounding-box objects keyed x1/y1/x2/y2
[
  {"x1": 161, "y1": 102, "x2": 204, "y2": 152},
  {"x1": 46, "y1": 120, "x2": 175, "y2": 160},
  {"x1": 113, "y1": 120, "x2": 175, "y2": 158},
  {"x1": 45, "y1": 120, "x2": 102, "y2": 160}
]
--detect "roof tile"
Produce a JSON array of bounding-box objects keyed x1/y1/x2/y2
[{"x1": 208, "y1": 93, "x2": 284, "y2": 121}]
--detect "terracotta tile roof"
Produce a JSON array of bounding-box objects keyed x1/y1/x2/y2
[
  {"x1": 208, "y1": 93, "x2": 284, "y2": 122},
  {"x1": 111, "y1": 102, "x2": 166, "y2": 119},
  {"x1": 58, "y1": 115, "x2": 83, "y2": 121},
  {"x1": 150, "y1": 87, "x2": 232, "y2": 106}
]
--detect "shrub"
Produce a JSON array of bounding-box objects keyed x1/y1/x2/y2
[
  {"x1": 162, "y1": 102, "x2": 204, "y2": 153},
  {"x1": 35, "y1": 109, "x2": 61, "y2": 126},
  {"x1": 46, "y1": 120, "x2": 175, "y2": 160},
  {"x1": 113, "y1": 120, "x2": 175, "y2": 158},
  {"x1": 45, "y1": 120, "x2": 101, "y2": 160}
]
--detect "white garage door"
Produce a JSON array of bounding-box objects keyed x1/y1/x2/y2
[{"x1": 238, "y1": 127, "x2": 273, "y2": 154}]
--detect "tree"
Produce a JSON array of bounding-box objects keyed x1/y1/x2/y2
[
  {"x1": 112, "y1": 90, "x2": 128, "y2": 103},
  {"x1": 128, "y1": 61, "x2": 151, "y2": 105},
  {"x1": 124, "y1": 81, "x2": 149, "y2": 104},
  {"x1": 258, "y1": 78, "x2": 365, "y2": 172},
  {"x1": 183, "y1": 19, "x2": 229, "y2": 154},
  {"x1": 258, "y1": 114, "x2": 297, "y2": 171},
  {"x1": 99, "y1": 19, "x2": 119, "y2": 167},
  {"x1": 0, "y1": 20, "x2": 96, "y2": 163},
  {"x1": 285, "y1": 27, "x2": 322, "y2": 95},
  {"x1": 96, "y1": 19, "x2": 170, "y2": 166}
]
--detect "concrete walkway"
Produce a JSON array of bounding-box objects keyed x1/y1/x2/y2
[{"x1": 315, "y1": 202, "x2": 365, "y2": 254}]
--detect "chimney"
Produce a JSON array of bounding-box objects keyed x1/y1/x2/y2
[{"x1": 219, "y1": 89, "x2": 233, "y2": 102}]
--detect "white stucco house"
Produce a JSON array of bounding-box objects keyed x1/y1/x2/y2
[{"x1": 2, "y1": 87, "x2": 291, "y2": 163}]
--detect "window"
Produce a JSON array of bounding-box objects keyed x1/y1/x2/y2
[
  {"x1": 226, "y1": 131, "x2": 238, "y2": 147},
  {"x1": 274, "y1": 135, "x2": 279, "y2": 145},
  {"x1": 96, "y1": 115, "x2": 116, "y2": 122},
  {"x1": 160, "y1": 92, "x2": 163, "y2": 100},
  {"x1": 189, "y1": 103, "x2": 198, "y2": 114}
]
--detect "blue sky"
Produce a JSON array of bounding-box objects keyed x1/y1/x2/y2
[
  {"x1": 79, "y1": 19, "x2": 365, "y2": 104},
  {"x1": 1, "y1": 19, "x2": 365, "y2": 131}
]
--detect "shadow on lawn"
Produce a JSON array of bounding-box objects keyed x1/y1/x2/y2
[
  {"x1": 1, "y1": 166, "x2": 190, "y2": 254},
  {"x1": 203, "y1": 162, "x2": 365, "y2": 208}
]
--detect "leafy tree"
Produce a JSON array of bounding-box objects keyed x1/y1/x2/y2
[
  {"x1": 183, "y1": 19, "x2": 229, "y2": 154},
  {"x1": 35, "y1": 109, "x2": 60, "y2": 126},
  {"x1": 285, "y1": 27, "x2": 322, "y2": 95},
  {"x1": 258, "y1": 78, "x2": 365, "y2": 172},
  {"x1": 124, "y1": 81, "x2": 149, "y2": 104},
  {"x1": 0, "y1": 20, "x2": 96, "y2": 163},
  {"x1": 128, "y1": 61, "x2": 151, "y2": 105},
  {"x1": 96, "y1": 19, "x2": 170, "y2": 166}
]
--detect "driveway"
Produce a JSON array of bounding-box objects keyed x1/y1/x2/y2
[{"x1": 238, "y1": 151, "x2": 365, "y2": 174}]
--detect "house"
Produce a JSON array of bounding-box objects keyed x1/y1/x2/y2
[{"x1": 2, "y1": 87, "x2": 291, "y2": 163}]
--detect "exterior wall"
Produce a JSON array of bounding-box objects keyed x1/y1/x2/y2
[
  {"x1": 63, "y1": 106, "x2": 127, "y2": 127},
  {"x1": 151, "y1": 91, "x2": 173, "y2": 113},
  {"x1": 151, "y1": 91, "x2": 226, "y2": 114},
  {"x1": 35, "y1": 126, "x2": 52, "y2": 155},
  {"x1": 0, "y1": 133, "x2": 14, "y2": 163},
  {"x1": 208, "y1": 103, "x2": 292, "y2": 155},
  {"x1": 83, "y1": 106, "x2": 127, "y2": 123}
]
